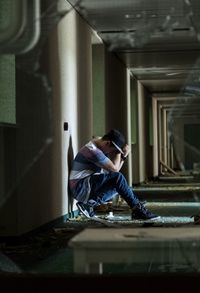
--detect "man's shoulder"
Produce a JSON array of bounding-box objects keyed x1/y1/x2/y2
[{"x1": 85, "y1": 140, "x2": 96, "y2": 150}]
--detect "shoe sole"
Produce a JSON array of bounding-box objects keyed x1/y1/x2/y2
[
  {"x1": 132, "y1": 216, "x2": 161, "y2": 221},
  {"x1": 148, "y1": 215, "x2": 161, "y2": 220}
]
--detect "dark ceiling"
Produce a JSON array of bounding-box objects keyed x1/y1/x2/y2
[{"x1": 66, "y1": 0, "x2": 200, "y2": 94}]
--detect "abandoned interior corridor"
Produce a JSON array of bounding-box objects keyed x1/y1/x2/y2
[{"x1": 1, "y1": 0, "x2": 200, "y2": 288}]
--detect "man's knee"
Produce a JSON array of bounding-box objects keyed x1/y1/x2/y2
[{"x1": 112, "y1": 172, "x2": 126, "y2": 182}]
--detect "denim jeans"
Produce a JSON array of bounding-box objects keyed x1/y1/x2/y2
[{"x1": 88, "y1": 172, "x2": 140, "y2": 208}]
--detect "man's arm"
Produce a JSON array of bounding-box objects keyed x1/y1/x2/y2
[{"x1": 102, "y1": 144, "x2": 130, "y2": 172}]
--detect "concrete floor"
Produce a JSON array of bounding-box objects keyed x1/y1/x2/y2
[
  {"x1": 1, "y1": 199, "x2": 200, "y2": 275},
  {"x1": 94, "y1": 201, "x2": 200, "y2": 225}
]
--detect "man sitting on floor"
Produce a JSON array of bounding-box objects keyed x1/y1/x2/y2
[{"x1": 69, "y1": 129, "x2": 159, "y2": 220}]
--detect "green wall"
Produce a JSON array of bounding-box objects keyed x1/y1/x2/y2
[
  {"x1": 0, "y1": 55, "x2": 16, "y2": 124},
  {"x1": 130, "y1": 77, "x2": 137, "y2": 144}
]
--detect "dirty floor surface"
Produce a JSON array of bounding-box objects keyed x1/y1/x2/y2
[{"x1": 1, "y1": 200, "x2": 200, "y2": 274}]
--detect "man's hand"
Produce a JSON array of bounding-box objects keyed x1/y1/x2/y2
[{"x1": 122, "y1": 144, "x2": 130, "y2": 157}]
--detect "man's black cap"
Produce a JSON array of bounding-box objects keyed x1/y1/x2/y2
[{"x1": 103, "y1": 129, "x2": 125, "y2": 154}]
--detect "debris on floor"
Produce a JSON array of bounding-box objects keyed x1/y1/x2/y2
[{"x1": 1, "y1": 200, "x2": 200, "y2": 274}]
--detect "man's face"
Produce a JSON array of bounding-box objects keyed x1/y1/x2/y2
[{"x1": 105, "y1": 141, "x2": 120, "y2": 155}]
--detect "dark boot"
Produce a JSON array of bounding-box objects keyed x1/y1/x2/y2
[{"x1": 131, "y1": 202, "x2": 160, "y2": 220}]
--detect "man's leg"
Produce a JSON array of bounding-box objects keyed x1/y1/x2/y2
[
  {"x1": 89, "y1": 172, "x2": 140, "y2": 208},
  {"x1": 89, "y1": 172, "x2": 160, "y2": 220}
]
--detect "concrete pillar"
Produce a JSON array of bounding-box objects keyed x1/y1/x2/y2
[
  {"x1": 152, "y1": 97, "x2": 159, "y2": 177},
  {"x1": 137, "y1": 81, "x2": 145, "y2": 183},
  {"x1": 49, "y1": 5, "x2": 92, "y2": 215}
]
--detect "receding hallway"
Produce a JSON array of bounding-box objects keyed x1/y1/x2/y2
[{"x1": 1, "y1": 1, "x2": 200, "y2": 287}]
